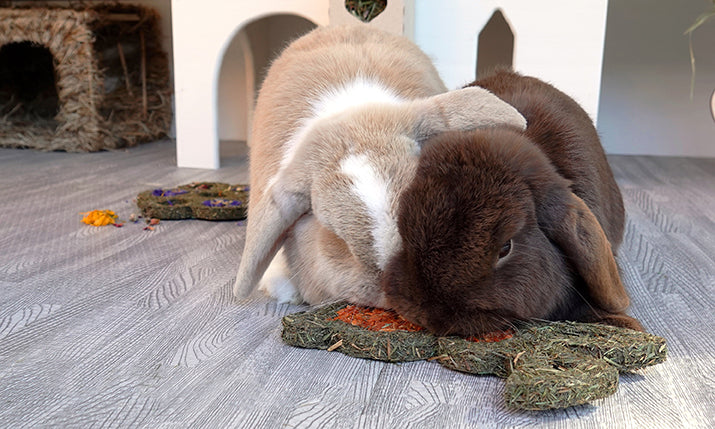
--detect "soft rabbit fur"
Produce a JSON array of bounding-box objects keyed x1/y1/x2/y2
[
  {"x1": 382, "y1": 69, "x2": 643, "y2": 336},
  {"x1": 233, "y1": 26, "x2": 526, "y2": 306}
]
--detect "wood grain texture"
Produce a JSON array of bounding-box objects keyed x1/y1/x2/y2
[{"x1": 0, "y1": 141, "x2": 713, "y2": 428}]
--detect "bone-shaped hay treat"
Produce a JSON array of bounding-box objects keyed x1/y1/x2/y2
[
  {"x1": 282, "y1": 302, "x2": 667, "y2": 410},
  {"x1": 136, "y1": 182, "x2": 249, "y2": 220}
]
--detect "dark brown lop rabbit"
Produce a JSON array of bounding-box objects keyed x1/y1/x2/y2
[{"x1": 381, "y1": 69, "x2": 643, "y2": 336}]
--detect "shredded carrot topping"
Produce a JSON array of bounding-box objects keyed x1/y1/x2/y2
[
  {"x1": 332, "y1": 305, "x2": 423, "y2": 332},
  {"x1": 466, "y1": 330, "x2": 514, "y2": 343},
  {"x1": 331, "y1": 304, "x2": 514, "y2": 342}
]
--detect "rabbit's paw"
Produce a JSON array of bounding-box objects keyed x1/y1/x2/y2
[{"x1": 258, "y1": 249, "x2": 302, "y2": 304}]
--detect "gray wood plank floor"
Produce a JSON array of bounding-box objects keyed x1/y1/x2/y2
[{"x1": 1, "y1": 140, "x2": 713, "y2": 428}]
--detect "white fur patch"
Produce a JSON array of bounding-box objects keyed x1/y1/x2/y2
[
  {"x1": 340, "y1": 153, "x2": 401, "y2": 270},
  {"x1": 310, "y1": 77, "x2": 404, "y2": 123},
  {"x1": 258, "y1": 248, "x2": 302, "y2": 304},
  {"x1": 267, "y1": 77, "x2": 404, "y2": 190}
]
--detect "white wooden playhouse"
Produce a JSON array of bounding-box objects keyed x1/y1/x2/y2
[{"x1": 171, "y1": 0, "x2": 609, "y2": 169}]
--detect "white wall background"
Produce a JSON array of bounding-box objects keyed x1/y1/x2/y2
[
  {"x1": 218, "y1": 16, "x2": 316, "y2": 142},
  {"x1": 217, "y1": 31, "x2": 249, "y2": 143},
  {"x1": 22, "y1": 1, "x2": 708, "y2": 159},
  {"x1": 171, "y1": 0, "x2": 330, "y2": 168},
  {"x1": 598, "y1": 0, "x2": 715, "y2": 157},
  {"x1": 412, "y1": 0, "x2": 609, "y2": 123},
  {"x1": 163, "y1": 0, "x2": 715, "y2": 158}
]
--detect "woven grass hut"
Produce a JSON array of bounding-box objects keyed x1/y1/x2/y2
[{"x1": 0, "y1": 2, "x2": 172, "y2": 151}]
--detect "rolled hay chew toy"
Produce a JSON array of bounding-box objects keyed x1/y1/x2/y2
[
  {"x1": 282, "y1": 302, "x2": 667, "y2": 410},
  {"x1": 136, "y1": 182, "x2": 249, "y2": 220}
]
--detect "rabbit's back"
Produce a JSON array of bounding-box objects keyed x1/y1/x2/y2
[
  {"x1": 250, "y1": 24, "x2": 447, "y2": 202},
  {"x1": 472, "y1": 70, "x2": 624, "y2": 248}
]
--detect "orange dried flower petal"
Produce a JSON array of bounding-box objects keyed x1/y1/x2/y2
[{"x1": 81, "y1": 210, "x2": 118, "y2": 227}]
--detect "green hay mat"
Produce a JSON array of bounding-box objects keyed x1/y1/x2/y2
[
  {"x1": 282, "y1": 302, "x2": 667, "y2": 411},
  {"x1": 136, "y1": 182, "x2": 249, "y2": 220}
]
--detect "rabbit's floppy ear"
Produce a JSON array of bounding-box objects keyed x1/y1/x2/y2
[
  {"x1": 537, "y1": 188, "x2": 630, "y2": 313},
  {"x1": 232, "y1": 157, "x2": 312, "y2": 298},
  {"x1": 410, "y1": 86, "x2": 527, "y2": 142}
]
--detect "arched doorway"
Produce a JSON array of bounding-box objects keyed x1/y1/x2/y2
[
  {"x1": 217, "y1": 14, "x2": 317, "y2": 166},
  {"x1": 0, "y1": 41, "x2": 59, "y2": 127},
  {"x1": 476, "y1": 9, "x2": 514, "y2": 79}
]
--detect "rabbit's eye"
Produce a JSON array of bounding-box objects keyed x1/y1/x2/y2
[{"x1": 498, "y1": 240, "x2": 512, "y2": 259}]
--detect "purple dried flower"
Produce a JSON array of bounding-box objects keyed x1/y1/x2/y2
[{"x1": 152, "y1": 188, "x2": 188, "y2": 197}]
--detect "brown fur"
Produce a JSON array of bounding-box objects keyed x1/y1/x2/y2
[{"x1": 381, "y1": 70, "x2": 642, "y2": 335}]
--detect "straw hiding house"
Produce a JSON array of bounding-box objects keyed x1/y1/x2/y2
[{"x1": 0, "y1": 3, "x2": 171, "y2": 151}]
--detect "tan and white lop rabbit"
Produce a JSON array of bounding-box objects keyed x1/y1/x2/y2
[{"x1": 232, "y1": 26, "x2": 526, "y2": 307}]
